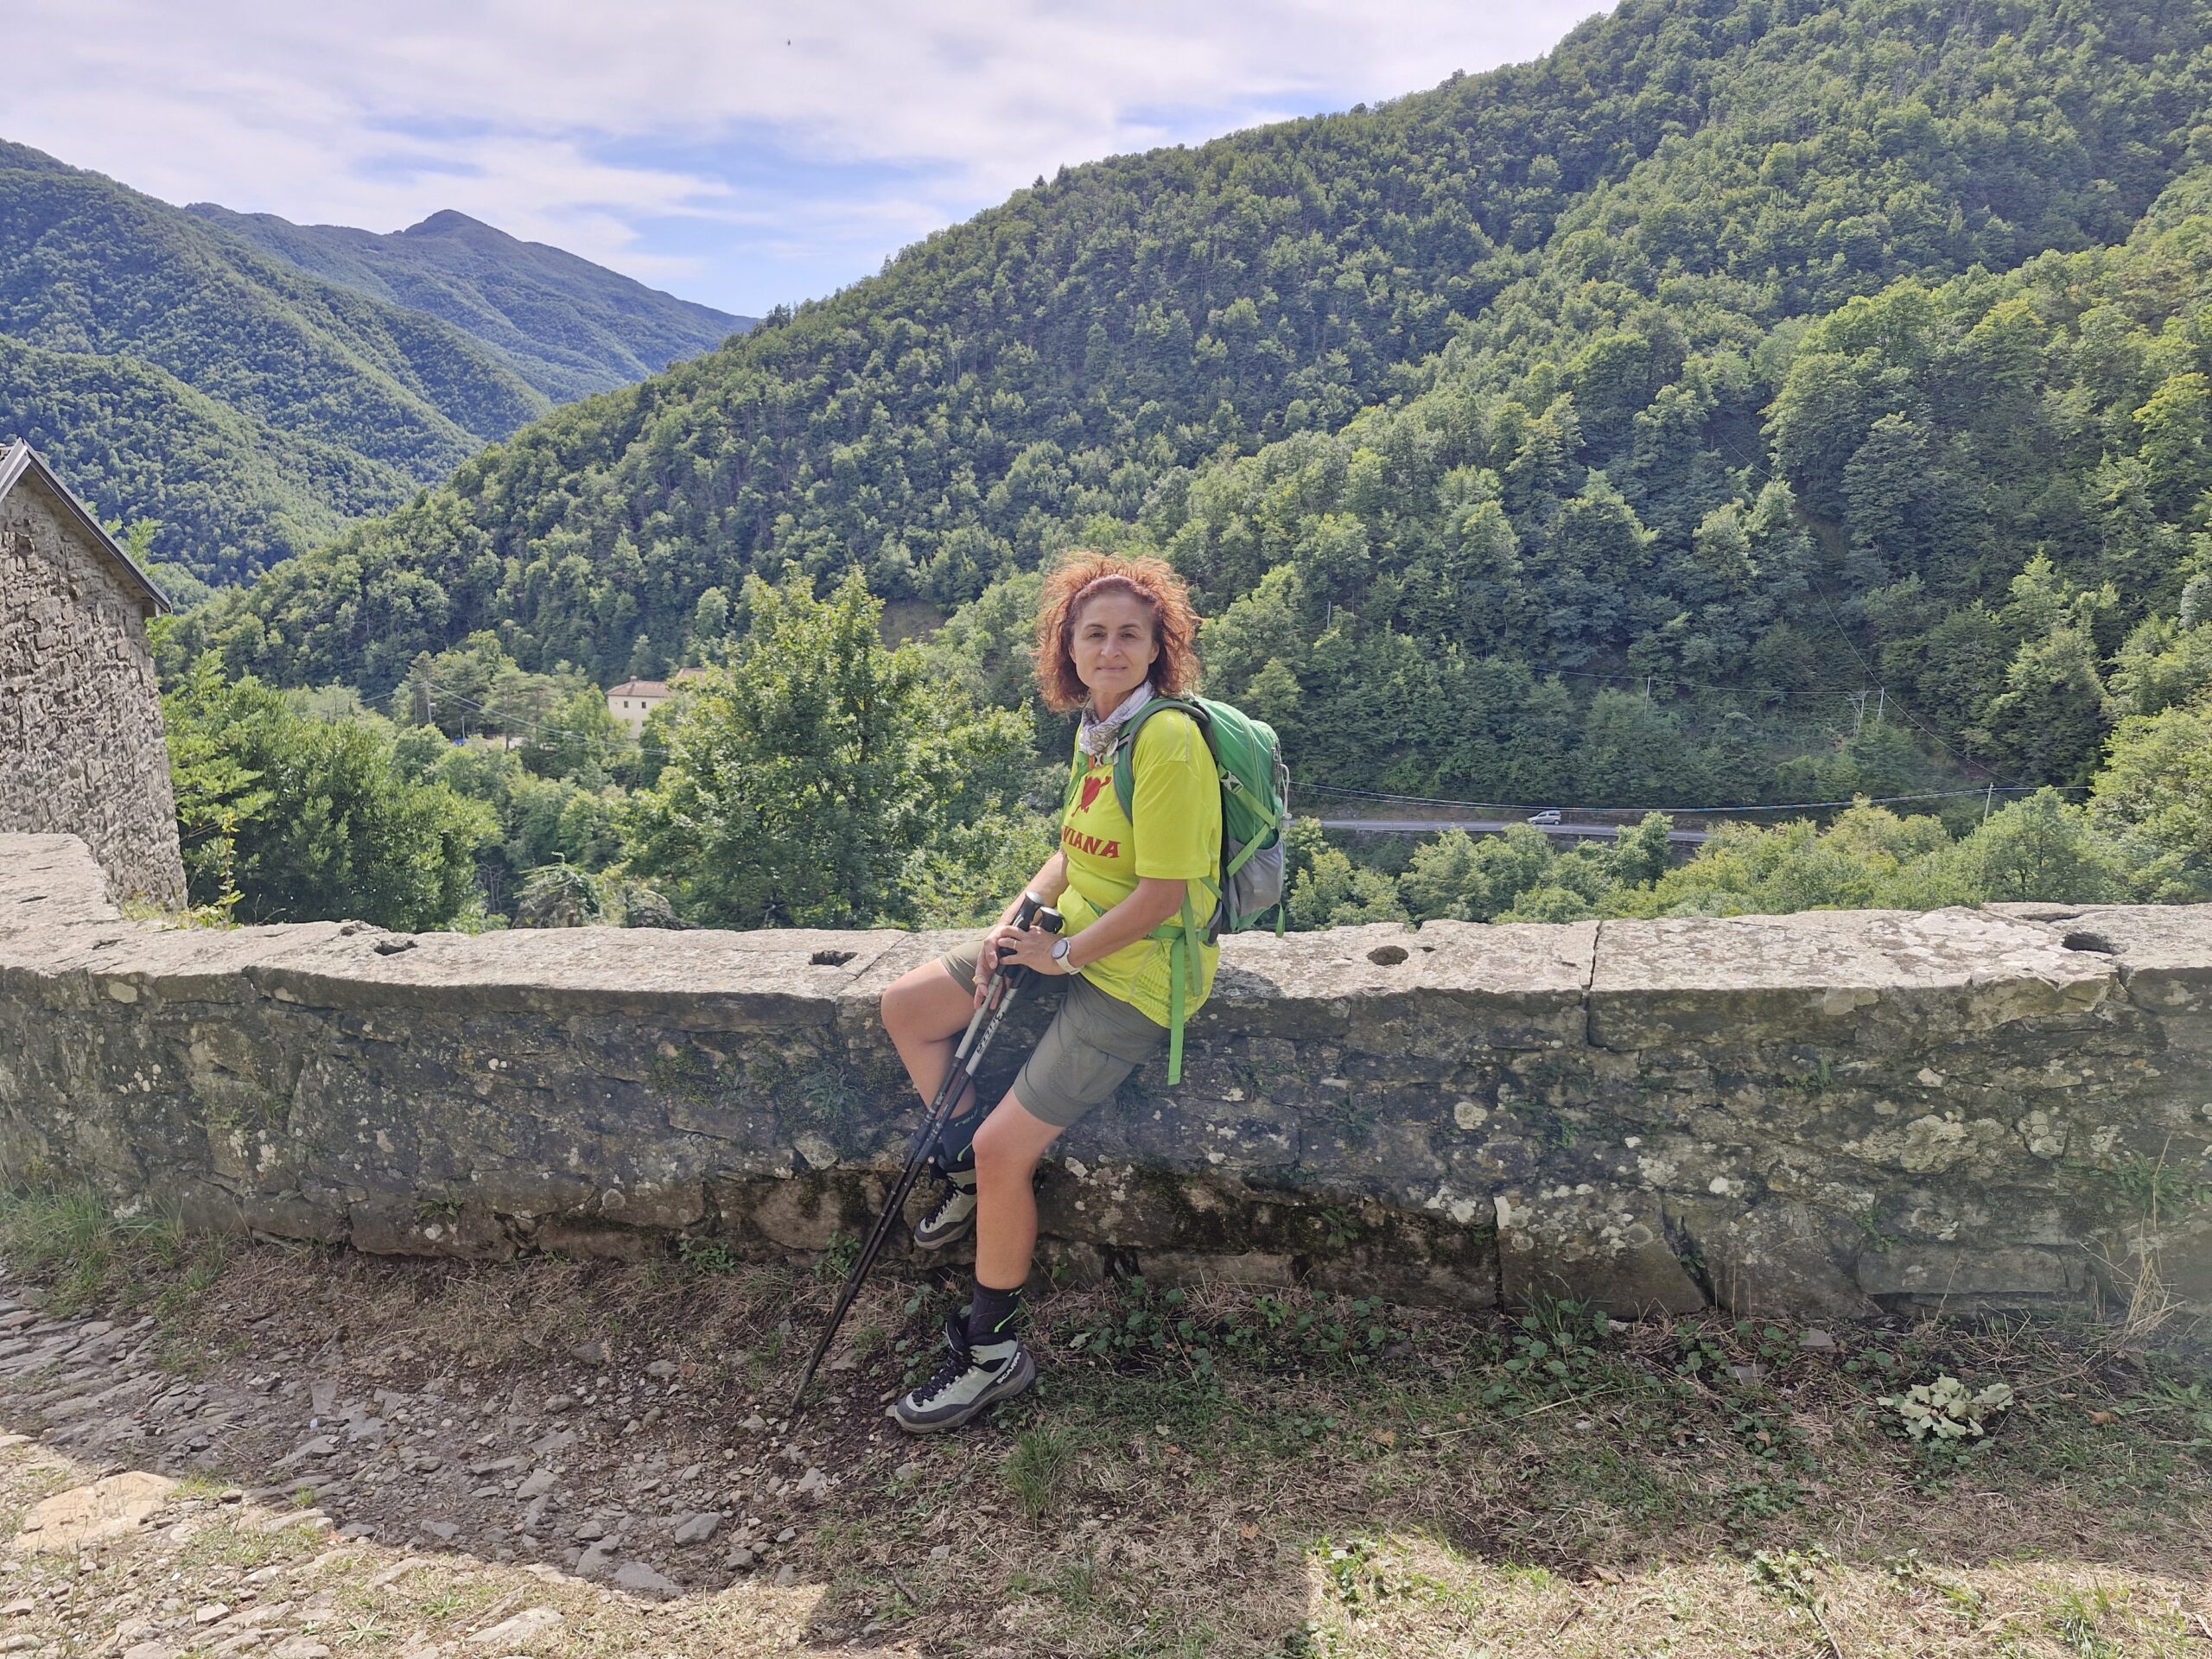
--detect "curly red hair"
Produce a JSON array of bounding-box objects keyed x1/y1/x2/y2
[{"x1": 1033, "y1": 551, "x2": 1202, "y2": 716}]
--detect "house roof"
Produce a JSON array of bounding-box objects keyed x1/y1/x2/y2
[
  {"x1": 0, "y1": 441, "x2": 170, "y2": 616},
  {"x1": 607, "y1": 679, "x2": 672, "y2": 698}
]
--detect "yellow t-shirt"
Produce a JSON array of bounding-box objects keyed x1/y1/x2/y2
[{"x1": 1057, "y1": 709, "x2": 1223, "y2": 1028}]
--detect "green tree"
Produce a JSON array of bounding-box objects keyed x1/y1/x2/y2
[
  {"x1": 524, "y1": 685, "x2": 630, "y2": 783},
  {"x1": 163, "y1": 653, "x2": 273, "y2": 918},
  {"x1": 1290, "y1": 842, "x2": 1408, "y2": 928},
  {"x1": 1399, "y1": 830, "x2": 1486, "y2": 921},
  {"x1": 1979, "y1": 625, "x2": 2109, "y2": 787},
  {"x1": 2132, "y1": 372, "x2": 2212, "y2": 518},
  {"x1": 2106, "y1": 616, "x2": 2212, "y2": 718},
  {"x1": 690, "y1": 586, "x2": 732, "y2": 650},
  {"x1": 1633, "y1": 820, "x2": 1883, "y2": 917},
  {"x1": 1397, "y1": 823, "x2": 1560, "y2": 922},
  {"x1": 1575, "y1": 690, "x2": 1688, "y2": 803},
  {"x1": 918, "y1": 570, "x2": 1049, "y2": 742},
  {"x1": 2093, "y1": 696, "x2": 2212, "y2": 896},
  {"x1": 621, "y1": 569, "x2": 1030, "y2": 926},
  {"x1": 1611, "y1": 811, "x2": 1676, "y2": 888},
  {"x1": 1494, "y1": 884, "x2": 1597, "y2": 923},
  {"x1": 163, "y1": 653, "x2": 493, "y2": 929},
  {"x1": 899, "y1": 803, "x2": 1061, "y2": 929},
  {"x1": 1946, "y1": 789, "x2": 2130, "y2": 904}
]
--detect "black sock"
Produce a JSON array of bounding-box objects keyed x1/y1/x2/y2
[
  {"x1": 968, "y1": 1281, "x2": 1024, "y2": 1344},
  {"x1": 934, "y1": 1103, "x2": 982, "y2": 1174}
]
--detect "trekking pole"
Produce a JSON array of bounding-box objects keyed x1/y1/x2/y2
[{"x1": 788, "y1": 899, "x2": 1064, "y2": 1413}]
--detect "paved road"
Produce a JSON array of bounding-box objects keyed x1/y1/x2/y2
[{"x1": 1315, "y1": 817, "x2": 1711, "y2": 844}]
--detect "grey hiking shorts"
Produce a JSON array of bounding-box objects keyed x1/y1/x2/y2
[{"x1": 938, "y1": 937, "x2": 1165, "y2": 1129}]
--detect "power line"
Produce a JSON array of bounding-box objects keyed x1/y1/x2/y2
[
  {"x1": 1507, "y1": 659, "x2": 1828, "y2": 702},
  {"x1": 1800, "y1": 571, "x2": 2009, "y2": 783}
]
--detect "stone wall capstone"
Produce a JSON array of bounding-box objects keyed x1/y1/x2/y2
[
  {"x1": 1, "y1": 832, "x2": 2208, "y2": 1319},
  {"x1": 0, "y1": 476, "x2": 186, "y2": 907}
]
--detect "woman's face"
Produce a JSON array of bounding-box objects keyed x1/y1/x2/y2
[{"x1": 1070, "y1": 589, "x2": 1160, "y2": 709}]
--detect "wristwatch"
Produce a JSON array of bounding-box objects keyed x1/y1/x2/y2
[{"x1": 1051, "y1": 937, "x2": 1075, "y2": 969}]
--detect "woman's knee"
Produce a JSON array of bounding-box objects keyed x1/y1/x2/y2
[
  {"x1": 971, "y1": 1122, "x2": 1041, "y2": 1187},
  {"x1": 972, "y1": 1101, "x2": 1058, "y2": 1188},
  {"x1": 881, "y1": 964, "x2": 957, "y2": 1042},
  {"x1": 880, "y1": 976, "x2": 918, "y2": 1039}
]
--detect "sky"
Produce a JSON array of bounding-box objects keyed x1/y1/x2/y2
[{"x1": 10, "y1": 1, "x2": 1608, "y2": 319}]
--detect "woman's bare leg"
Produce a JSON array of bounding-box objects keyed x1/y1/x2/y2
[
  {"x1": 893, "y1": 1087, "x2": 1056, "y2": 1432},
  {"x1": 969, "y1": 1094, "x2": 1066, "y2": 1288},
  {"x1": 879, "y1": 961, "x2": 978, "y2": 1111}
]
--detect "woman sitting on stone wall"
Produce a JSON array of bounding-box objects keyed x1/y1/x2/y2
[{"x1": 876, "y1": 550, "x2": 1224, "y2": 1433}]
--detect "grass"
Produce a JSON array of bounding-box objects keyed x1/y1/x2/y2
[
  {"x1": 173, "y1": 1516, "x2": 293, "y2": 1573},
  {"x1": 0, "y1": 1185, "x2": 226, "y2": 1319},
  {"x1": 0, "y1": 1189, "x2": 2205, "y2": 1656},
  {"x1": 1004, "y1": 1424, "x2": 1078, "y2": 1518}
]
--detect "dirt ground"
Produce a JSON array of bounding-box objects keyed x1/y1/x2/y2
[{"x1": 0, "y1": 1200, "x2": 2205, "y2": 1658}]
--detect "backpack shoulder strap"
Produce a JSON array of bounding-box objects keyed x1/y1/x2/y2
[
  {"x1": 1109, "y1": 697, "x2": 1210, "y2": 820},
  {"x1": 1060, "y1": 741, "x2": 1089, "y2": 817},
  {"x1": 1109, "y1": 697, "x2": 1219, "y2": 1087}
]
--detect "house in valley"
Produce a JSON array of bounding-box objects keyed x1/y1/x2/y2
[{"x1": 606, "y1": 667, "x2": 708, "y2": 738}]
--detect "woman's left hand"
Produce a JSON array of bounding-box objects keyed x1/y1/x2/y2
[{"x1": 998, "y1": 921, "x2": 1071, "y2": 976}]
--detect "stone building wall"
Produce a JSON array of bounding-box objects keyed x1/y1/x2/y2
[
  {"x1": 0, "y1": 480, "x2": 186, "y2": 906},
  {"x1": 1, "y1": 832, "x2": 2208, "y2": 1319}
]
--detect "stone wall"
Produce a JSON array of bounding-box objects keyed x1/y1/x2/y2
[
  {"x1": 2, "y1": 832, "x2": 2208, "y2": 1319},
  {"x1": 0, "y1": 479, "x2": 186, "y2": 908}
]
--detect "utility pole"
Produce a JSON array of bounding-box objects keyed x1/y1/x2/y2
[
  {"x1": 1983, "y1": 782, "x2": 1996, "y2": 823},
  {"x1": 1873, "y1": 687, "x2": 1885, "y2": 728}
]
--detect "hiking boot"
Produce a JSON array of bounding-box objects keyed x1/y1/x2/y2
[
  {"x1": 913, "y1": 1166, "x2": 978, "y2": 1250},
  {"x1": 893, "y1": 1311, "x2": 1035, "y2": 1433}
]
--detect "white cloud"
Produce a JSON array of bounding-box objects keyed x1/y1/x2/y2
[{"x1": 5, "y1": 0, "x2": 1607, "y2": 312}]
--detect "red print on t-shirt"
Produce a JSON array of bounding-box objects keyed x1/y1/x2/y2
[{"x1": 1077, "y1": 774, "x2": 1107, "y2": 814}]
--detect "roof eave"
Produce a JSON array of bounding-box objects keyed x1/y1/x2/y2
[{"x1": 0, "y1": 440, "x2": 173, "y2": 616}]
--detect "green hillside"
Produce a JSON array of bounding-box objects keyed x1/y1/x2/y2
[
  {"x1": 173, "y1": 0, "x2": 2212, "y2": 809},
  {"x1": 0, "y1": 333, "x2": 406, "y2": 575},
  {"x1": 186, "y1": 204, "x2": 748, "y2": 404},
  {"x1": 0, "y1": 142, "x2": 741, "y2": 584}
]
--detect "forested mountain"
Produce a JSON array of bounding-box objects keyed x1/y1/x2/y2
[
  {"x1": 186, "y1": 204, "x2": 748, "y2": 404},
  {"x1": 0, "y1": 143, "x2": 741, "y2": 584},
  {"x1": 172, "y1": 0, "x2": 2212, "y2": 814}
]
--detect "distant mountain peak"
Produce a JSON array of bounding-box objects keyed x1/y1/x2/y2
[
  {"x1": 3, "y1": 137, "x2": 751, "y2": 588},
  {"x1": 179, "y1": 194, "x2": 748, "y2": 403},
  {"x1": 402, "y1": 208, "x2": 502, "y2": 241}
]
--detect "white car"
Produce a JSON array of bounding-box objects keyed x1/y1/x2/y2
[{"x1": 1527, "y1": 808, "x2": 1564, "y2": 826}]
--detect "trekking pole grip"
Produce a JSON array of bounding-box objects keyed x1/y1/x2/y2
[{"x1": 999, "y1": 906, "x2": 1063, "y2": 993}]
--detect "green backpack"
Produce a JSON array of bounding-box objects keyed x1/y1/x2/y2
[{"x1": 1065, "y1": 696, "x2": 1291, "y2": 1084}]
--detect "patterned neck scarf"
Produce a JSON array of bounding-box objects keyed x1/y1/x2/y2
[{"x1": 1077, "y1": 680, "x2": 1154, "y2": 763}]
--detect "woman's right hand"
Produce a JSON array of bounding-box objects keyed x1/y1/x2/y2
[{"x1": 974, "y1": 921, "x2": 1024, "y2": 1007}]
